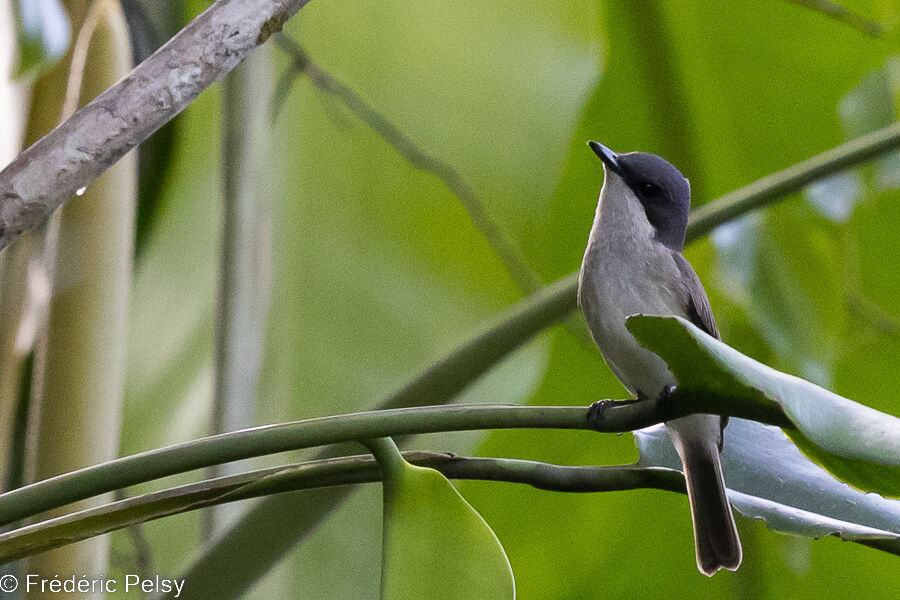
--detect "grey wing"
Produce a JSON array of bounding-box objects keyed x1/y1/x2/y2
[
  {"x1": 673, "y1": 252, "x2": 728, "y2": 442},
  {"x1": 673, "y1": 253, "x2": 720, "y2": 341}
]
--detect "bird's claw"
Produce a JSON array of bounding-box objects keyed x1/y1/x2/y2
[
  {"x1": 587, "y1": 400, "x2": 614, "y2": 428},
  {"x1": 657, "y1": 385, "x2": 677, "y2": 415}
]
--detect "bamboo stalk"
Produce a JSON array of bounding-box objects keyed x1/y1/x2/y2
[{"x1": 26, "y1": 1, "x2": 135, "y2": 594}]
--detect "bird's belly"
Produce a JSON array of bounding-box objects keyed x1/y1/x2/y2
[{"x1": 579, "y1": 257, "x2": 678, "y2": 398}]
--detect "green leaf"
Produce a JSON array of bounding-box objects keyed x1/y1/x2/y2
[
  {"x1": 374, "y1": 440, "x2": 515, "y2": 600},
  {"x1": 627, "y1": 314, "x2": 900, "y2": 497}
]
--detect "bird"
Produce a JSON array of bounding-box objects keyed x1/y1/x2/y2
[{"x1": 577, "y1": 141, "x2": 742, "y2": 576}]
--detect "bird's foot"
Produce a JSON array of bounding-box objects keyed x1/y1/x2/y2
[
  {"x1": 586, "y1": 398, "x2": 642, "y2": 429},
  {"x1": 587, "y1": 400, "x2": 614, "y2": 428},
  {"x1": 656, "y1": 385, "x2": 677, "y2": 417}
]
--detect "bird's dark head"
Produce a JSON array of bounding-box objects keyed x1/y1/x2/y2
[{"x1": 587, "y1": 141, "x2": 691, "y2": 251}]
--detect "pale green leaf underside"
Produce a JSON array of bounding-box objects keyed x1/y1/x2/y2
[
  {"x1": 636, "y1": 419, "x2": 900, "y2": 542},
  {"x1": 627, "y1": 314, "x2": 900, "y2": 498}
]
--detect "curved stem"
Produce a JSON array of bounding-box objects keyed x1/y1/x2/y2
[
  {"x1": 3, "y1": 451, "x2": 897, "y2": 565},
  {"x1": 0, "y1": 405, "x2": 587, "y2": 527},
  {"x1": 0, "y1": 398, "x2": 791, "y2": 528},
  {"x1": 0, "y1": 453, "x2": 684, "y2": 564},
  {"x1": 362, "y1": 438, "x2": 406, "y2": 474}
]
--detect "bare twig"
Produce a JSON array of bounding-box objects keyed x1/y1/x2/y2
[
  {"x1": 0, "y1": 0, "x2": 314, "y2": 252},
  {"x1": 272, "y1": 34, "x2": 543, "y2": 296},
  {"x1": 784, "y1": 0, "x2": 883, "y2": 38}
]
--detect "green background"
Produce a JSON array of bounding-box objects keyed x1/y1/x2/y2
[{"x1": 20, "y1": 0, "x2": 898, "y2": 597}]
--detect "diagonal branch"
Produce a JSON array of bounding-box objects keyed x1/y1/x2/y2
[
  {"x1": 272, "y1": 34, "x2": 543, "y2": 295},
  {"x1": 0, "y1": 0, "x2": 315, "y2": 252},
  {"x1": 686, "y1": 121, "x2": 900, "y2": 241}
]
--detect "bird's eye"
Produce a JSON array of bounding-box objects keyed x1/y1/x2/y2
[{"x1": 640, "y1": 182, "x2": 662, "y2": 198}]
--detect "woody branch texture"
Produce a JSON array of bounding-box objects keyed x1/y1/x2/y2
[{"x1": 0, "y1": 0, "x2": 313, "y2": 251}]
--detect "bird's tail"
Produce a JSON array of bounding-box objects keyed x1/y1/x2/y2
[{"x1": 668, "y1": 416, "x2": 742, "y2": 576}]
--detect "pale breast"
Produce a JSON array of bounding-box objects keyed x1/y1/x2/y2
[{"x1": 579, "y1": 226, "x2": 683, "y2": 398}]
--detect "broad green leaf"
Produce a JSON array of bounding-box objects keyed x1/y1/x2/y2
[
  {"x1": 635, "y1": 419, "x2": 900, "y2": 543},
  {"x1": 627, "y1": 314, "x2": 900, "y2": 497},
  {"x1": 377, "y1": 442, "x2": 514, "y2": 600},
  {"x1": 12, "y1": 0, "x2": 70, "y2": 78}
]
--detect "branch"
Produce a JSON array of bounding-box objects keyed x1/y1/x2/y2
[
  {"x1": 0, "y1": 0, "x2": 314, "y2": 252},
  {"x1": 3, "y1": 451, "x2": 897, "y2": 565},
  {"x1": 685, "y1": 121, "x2": 900, "y2": 241},
  {"x1": 175, "y1": 276, "x2": 579, "y2": 597},
  {"x1": 0, "y1": 452, "x2": 683, "y2": 564},
  {"x1": 528, "y1": 120, "x2": 900, "y2": 325},
  {"x1": 272, "y1": 35, "x2": 543, "y2": 295},
  {"x1": 0, "y1": 398, "x2": 792, "y2": 528}
]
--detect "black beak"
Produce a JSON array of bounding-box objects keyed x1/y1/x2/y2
[{"x1": 587, "y1": 141, "x2": 622, "y2": 175}]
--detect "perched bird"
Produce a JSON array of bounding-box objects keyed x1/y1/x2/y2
[{"x1": 578, "y1": 141, "x2": 741, "y2": 576}]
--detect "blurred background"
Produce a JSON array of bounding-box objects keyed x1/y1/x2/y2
[{"x1": 1, "y1": 0, "x2": 899, "y2": 598}]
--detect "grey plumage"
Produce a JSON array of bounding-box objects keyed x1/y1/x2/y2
[{"x1": 579, "y1": 142, "x2": 741, "y2": 576}]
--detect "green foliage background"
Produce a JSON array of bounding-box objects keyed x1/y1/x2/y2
[{"x1": 37, "y1": 0, "x2": 899, "y2": 597}]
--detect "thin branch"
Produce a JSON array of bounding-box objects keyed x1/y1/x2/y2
[
  {"x1": 686, "y1": 121, "x2": 900, "y2": 242},
  {"x1": 271, "y1": 34, "x2": 543, "y2": 295},
  {"x1": 0, "y1": 452, "x2": 685, "y2": 564},
  {"x1": 0, "y1": 0, "x2": 314, "y2": 252},
  {"x1": 3, "y1": 451, "x2": 898, "y2": 565},
  {"x1": 270, "y1": 37, "x2": 607, "y2": 350},
  {"x1": 783, "y1": 0, "x2": 883, "y2": 38},
  {"x1": 0, "y1": 405, "x2": 588, "y2": 527},
  {"x1": 0, "y1": 398, "x2": 792, "y2": 528}
]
